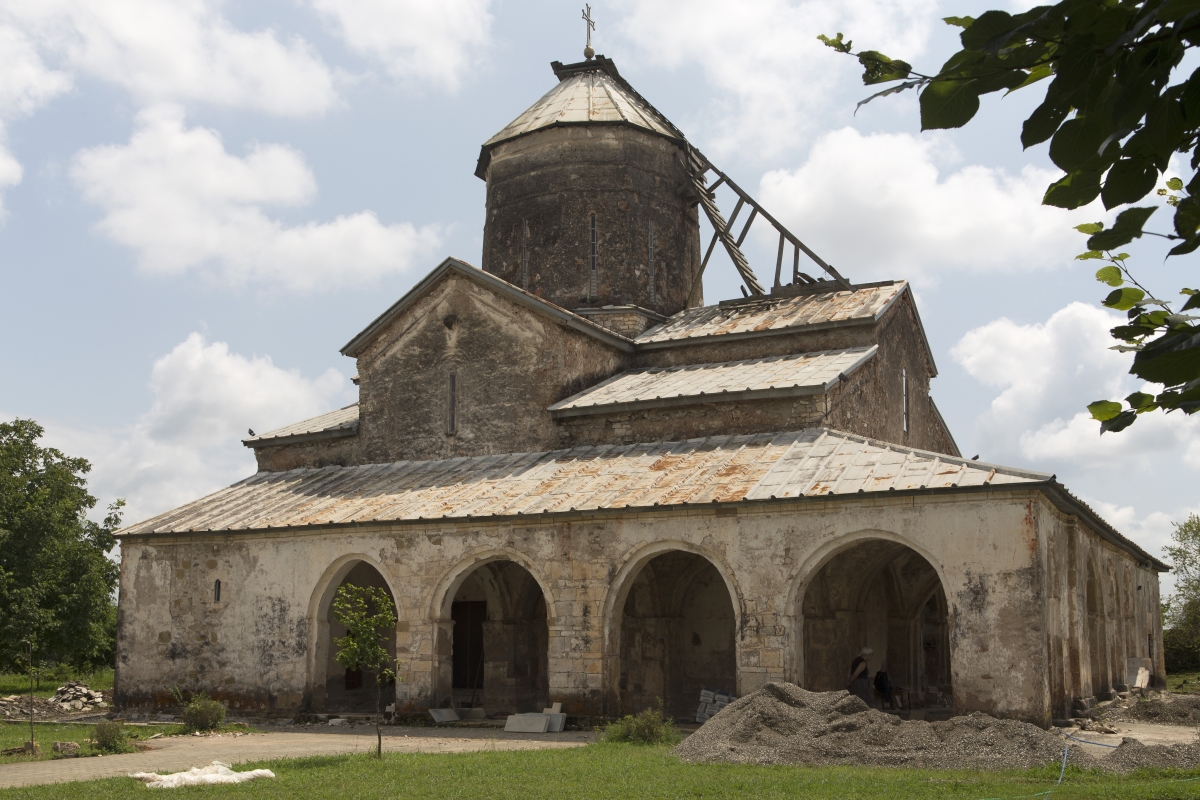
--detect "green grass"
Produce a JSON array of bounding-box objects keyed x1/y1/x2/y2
[
  {"x1": 2, "y1": 744, "x2": 1200, "y2": 799},
  {"x1": 0, "y1": 721, "x2": 179, "y2": 762},
  {"x1": 0, "y1": 721, "x2": 251, "y2": 763},
  {"x1": 0, "y1": 669, "x2": 113, "y2": 699},
  {"x1": 1167, "y1": 671, "x2": 1200, "y2": 694}
]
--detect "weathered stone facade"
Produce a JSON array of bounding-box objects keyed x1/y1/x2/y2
[
  {"x1": 115, "y1": 488, "x2": 1162, "y2": 725},
  {"x1": 114, "y1": 55, "x2": 1165, "y2": 727}
]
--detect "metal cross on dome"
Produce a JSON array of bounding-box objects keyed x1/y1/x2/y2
[{"x1": 582, "y1": 5, "x2": 596, "y2": 59}]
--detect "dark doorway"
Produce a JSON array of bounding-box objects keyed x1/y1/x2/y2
[{"x1": 452, "y1": 601, "x2": 486, "y2": 689}]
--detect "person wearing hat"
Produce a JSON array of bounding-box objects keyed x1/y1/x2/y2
[{"x1": 847, "y1": 647, "x2": 874, "y2": 706}]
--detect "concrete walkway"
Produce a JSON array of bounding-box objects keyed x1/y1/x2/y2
[{"x1": 0, "y1": 726, "x2": 594, "y2": 790}]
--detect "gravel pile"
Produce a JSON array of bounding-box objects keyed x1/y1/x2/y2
[
  {"x1": 1112, "y1": 693, "x2": 1200, "y2": 725},
  {"x1": 674, "y1": 682, "x2": 1096, "y2": 770},
  {"x1": 50, "y1": 681, "x2": 107, "y2": 713},
  {"x1": 1102, "y1": 738, "x2": 1200, "y2": 772}
]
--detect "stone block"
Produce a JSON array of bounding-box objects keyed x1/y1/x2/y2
[
  {"x1": 53, "y1": 741, "x2": 80, "y2": 755},
  {"x1": 504, "y1": 713, "x2": 550, "y2": 733},
  {"x1": 429, "y1": 708, "x2": 459, "y2": 723}
]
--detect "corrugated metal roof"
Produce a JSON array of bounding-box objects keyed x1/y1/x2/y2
[
  {"x1": 483, "y1": 68, "x2": 678, "y2": 150},
  {"x1": 636, "y1": 282, "x2": 906, "y2": 346},
  {"x1": 243, "y1": 404, "x2": 359, "y2": 446},
  {"x1": 548, "y1": 347, "x2": 877, "y2": 417},
  {"x1": 121, "y1": 428, "x2": 1048, "y2": 536}
]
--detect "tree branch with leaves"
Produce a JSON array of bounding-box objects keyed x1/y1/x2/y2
[{"x1": 820, "y1": 0, "x2": 1200, "y2": 431}]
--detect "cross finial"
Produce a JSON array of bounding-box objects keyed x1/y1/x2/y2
[{"x1": 582, "y1": 5, "x2": 596, "y2": 59}]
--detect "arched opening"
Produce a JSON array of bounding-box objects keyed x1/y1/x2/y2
[
  {"x1": 801, "y1": 539, "x2": 951, "y2": 712},
  {"x1": 1086, "y1": 559, "x2": 1109, "y2": 698},
  {"x1": 617, "y1": 551, "x2": 737, "y2": 719},
  {"x1": 317, "y1": 561, "x2": 398, "y2": 713},
  {"x1": 438, "y1": 560, "x2": 548, "y2": 714}
]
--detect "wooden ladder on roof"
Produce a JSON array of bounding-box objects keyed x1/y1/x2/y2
[{"x1": 685, "y1": 144, "x2": 851, "y2": 300}]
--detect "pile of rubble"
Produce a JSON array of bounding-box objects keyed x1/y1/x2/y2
[
  {"x1": 0, "y1": 694, "x2": 58, "y2": 720},
  {"x1": 674, "y1": 681, "x2": 1200, "y2": 773},
  {"x1": 1108, "y1": 692, "x2": 1200, "y2": 725},
  {"x1": 50, "y1": 682, "x2": 107, "y2": 713},
  {"x1": 0, "y1": 682, "x2": 108, "y2": 720}
]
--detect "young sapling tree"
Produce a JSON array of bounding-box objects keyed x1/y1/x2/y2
[{"x1": 331, "y1": 584, "x2": 401, "y2": 758}]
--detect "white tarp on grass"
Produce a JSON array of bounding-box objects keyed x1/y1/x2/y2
[{"x1": 129, "y1": 761, "x2": 275, "y2": 788}]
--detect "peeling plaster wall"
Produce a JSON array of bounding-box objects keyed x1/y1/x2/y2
[{"x1": 114, "y1": 489, "x2": 1159, "y2": 725}]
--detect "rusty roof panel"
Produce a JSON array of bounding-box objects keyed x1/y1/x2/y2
[
  {"x1": 636, "y1": 283, "x2": 905, "y2": 345},
  {"x1": 119, "y1": 428, "x2": 1055, "y2": 536}
]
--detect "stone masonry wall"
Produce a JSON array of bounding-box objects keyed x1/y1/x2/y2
[
  {"x1": 481, "y1": 125, "x2": 703, "y2": 317},
  {"x1": 113, "y1": 489, "x2": 1155, "y2": 725}
]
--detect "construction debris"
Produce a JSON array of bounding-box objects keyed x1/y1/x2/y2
[
  {"x1": 50, "y1": 682, "x2": 107, "y2": 713},
  {"x1": 1110, "y1": 693, "x2": 1200, "y2": 725},
  {"x1": 695, "y1": 688, "x2": 736, "y2": 724},
  {"x1": 675, "y1": 682, "x2": 1200, "y2": 773}
]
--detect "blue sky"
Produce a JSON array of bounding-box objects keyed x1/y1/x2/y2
[{"x1": 0, "y1": 0, "x2": 1195, "y2": 585}]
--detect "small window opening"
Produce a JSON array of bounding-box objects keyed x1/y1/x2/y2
[
  {"x1": 344, "y1": 668, "x2": 363, "y2": 690},
  {"x1": 588, "y1": 213, "x2": 598, "y2": 299},
  {"x1": 648, "y1": 220, "x2": 656, "y2": 303},
  {"x1": 902, "y1": 368, "x2": 909, "y2": 433},
  {"x1": 213, "y1": 579, "x2": 221, "y2": 603},
  {"x1": 447, "y1": 372, "x2": 458, "y2": 435},
  {"x1": 521, "y1": 219, "x2": 530, "y2": 288}
]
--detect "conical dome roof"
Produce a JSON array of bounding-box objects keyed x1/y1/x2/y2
[{"x1": 475, "y1": 56, "x2": 684, "y2": 179}]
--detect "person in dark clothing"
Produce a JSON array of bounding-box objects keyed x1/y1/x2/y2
[
  {"x1": 847, "y1": 647, "x2": 873, "y2": 706},
  {"x1": 874, "y1": 668, "x2": 894, "y2": 708}
]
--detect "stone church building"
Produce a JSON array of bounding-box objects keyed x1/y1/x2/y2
[{"x1": 115, "y1": 56, "x2": 1166, "y2": 727}]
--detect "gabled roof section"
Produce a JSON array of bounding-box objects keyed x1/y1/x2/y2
[
  {"x1": 475, "y1": 56, "x2": 684, "y2": 179},
  {"x1": 340, "y1": 257, "x2": 635, "y2": 358},
  {"x1": 636, "y1": 281, "x2": 907, "y2": 346},
  {"x1": 243, "y1": 404, "x2": 359, "y2": 449},
  {"x1": 548, "y1": 347, "x2": 877, "y2": 418},
  {"x1": 117, "y1": 426, "x2": 1166, "y2": 570}
]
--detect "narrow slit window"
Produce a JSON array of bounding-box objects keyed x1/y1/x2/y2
[
  {"x1": 213, "y1": 579, "x2": 221, "y2": 603},
  {"x1": 447, "y1": 372, "x2": 458, "y2": 435},
  {"x1": 648, "y1": 220, "x2": 655, "y2": 302},
  {"x1": 902, "y1": 368, "x2": 909, "y2": 433},
  {"x1": 521, "y1": 219, "x2": 529, "y2": 288},
  {"x1": 588, "y1": 213, "x2": 597, "y2": 299}
]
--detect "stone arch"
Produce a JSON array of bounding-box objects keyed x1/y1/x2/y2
[
  {"x1": 792, "y1": 532, "x2": 952, "y2": 713},
  {"x1": 429, "y1": 548, "x2": 554, "y2": 713},
  {"x1": 304, "y1": 553, "x2": 401, "y2": 712},
  {"x1": 430, "y1": 548, "x2": 556, "y2": 622},
  {"x1": 602, "y1": 540, "x2": 741, "y2": 719}
]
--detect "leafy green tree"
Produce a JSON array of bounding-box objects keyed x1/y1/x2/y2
[
  {"x1": 331, "y1": 583, "x2": 401, "y2": 758},
  {"x1": 1164, "y1": 513, "x2": 1200, "y2": 670},
  {"x1": 0, "y1": 419, "x2": 122, "y2": 674},
  {"x1": 819, "y1": 0, "x2": 1200, "y2": 431}
]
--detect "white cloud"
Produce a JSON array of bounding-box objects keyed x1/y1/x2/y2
[
  {"x1": 757, "y1": 127, "x2": 1090, "y2": 283},
  {"x1": 71, "y1": 105, "x2": 441, "y2": 290},
  {"x1": 310, "y1": 0, "x2": 492, "y2": 91},
  {"x1": 952, "y1": 301, "x2": 1200, "y2": 471},
  {"x1": 612, "y1": 0, "x2": 936, "y2": 156},
  {"x1": 0, "y1": 24, "x2": 72, "y2": 215},
  {"x1": 1086, "y1": 501, "x2": 1200, "y2": 597},
  {"x1": 1, "y1": 0, "x2": 336, "y2": 116},
  {"x1": 41, "y1": 333, "x2": 351, "y2": 525}
]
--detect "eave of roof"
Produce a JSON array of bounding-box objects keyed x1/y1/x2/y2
[
  {"x1": 118, "y1": 427, "x2": 1167, "y2": 571},
  {"x1": 339, "y1": 257, "x2": 635, "y2": 358}
]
